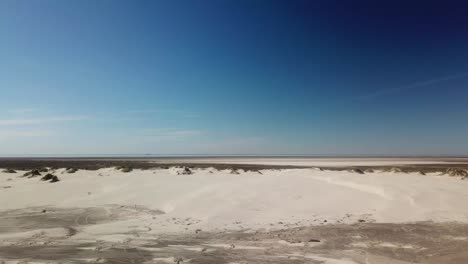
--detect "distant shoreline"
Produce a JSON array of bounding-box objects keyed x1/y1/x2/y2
[
  {"x1": 1, "y1": 157, "x2": 468, "y2": 172},
  {"x1": 0, "y1": 154, "x2": 468, "y2": 159},
  {"x1": 2, "y1": 154, "x2": 468, "y2": 159}
]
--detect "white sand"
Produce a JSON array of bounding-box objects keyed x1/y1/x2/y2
[{"x1": 1, "y1": 166, "x2": 468, "y2": 236}]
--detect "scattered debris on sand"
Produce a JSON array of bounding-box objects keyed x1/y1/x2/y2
[
  {"x1": 417, "y1": 171, "x2": 426, "y2": 175},
  {"x1": 2, "y1": 169, "x2": 16, "y2": 173},
  {"x1": 23, "y1": 170, "x2": 41, "y2": 178},
  {"x1": 40, "y1": 174, "x2": 60, "y2": 183}
]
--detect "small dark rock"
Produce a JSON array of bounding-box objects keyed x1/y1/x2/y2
[
  {"x1": 42, "y1": 210, "x2": 47, "y2": 213},
  {"x1": 358, "y1": 219, "x2": 366, "y2": 223},
  {"x1": 2, "y1": 169, "x2": 16, "y2": 173},
  {"x1": 308, "y1": 239, "x2": 321, "y2": 242}
]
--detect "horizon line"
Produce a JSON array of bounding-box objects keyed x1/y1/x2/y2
[{"x1": 1, "y1": 154, "x2": 468, "y2": 159}]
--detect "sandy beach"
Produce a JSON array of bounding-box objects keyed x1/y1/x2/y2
[
  {"x1": 4, "y1": 0, "x2": 468, "y2": 262},
  {"x1": 0, "y1": 158, "x2": 468, "y2": 263}
]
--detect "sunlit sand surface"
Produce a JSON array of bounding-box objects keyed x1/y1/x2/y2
[{"x1": 1, "y1": 158, "x2": 468, "y2": 263}]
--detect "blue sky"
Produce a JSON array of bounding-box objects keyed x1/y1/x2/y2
[{"x1": 1, "y1": 0, "x2": 468, "y2": 155}]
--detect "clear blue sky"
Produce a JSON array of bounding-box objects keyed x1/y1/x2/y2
[{"x1": 1, "y1": 0, "x2": 468, "y2": 155}]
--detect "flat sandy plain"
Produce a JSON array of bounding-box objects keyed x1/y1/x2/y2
[{"x1": 1, "y1": 157, "x2": 468, "y2": 264}]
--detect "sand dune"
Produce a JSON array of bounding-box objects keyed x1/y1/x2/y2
[
  {"x1": 1, "y1": 167, "x2": 468, "y2": 229},
  {"x1": 1, "y1": 163, "x2": 468, "y2": 263}
]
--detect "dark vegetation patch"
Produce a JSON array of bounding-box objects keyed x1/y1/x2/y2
[
  {"x1": 445, "y1": 168, "x2": 468, "y2": 177},
  {"x1": 40, "y1": 174, "x2": 60, "y2": 183},
  {"x1": 66, "y1": 168, "x2": 78, "y2": 173},
  {"x1": 0, "y1": 159, "x2": 305, "y2": 171},
  {"x1": 177, "y1": 167, "x2": 192, "y2": 175},
  {"x1": 23, "y1": 170, "x2": 41, "y2": 178},
  {"x1": 2, "y1": 158, "x2": 468, "y2": 176}
]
